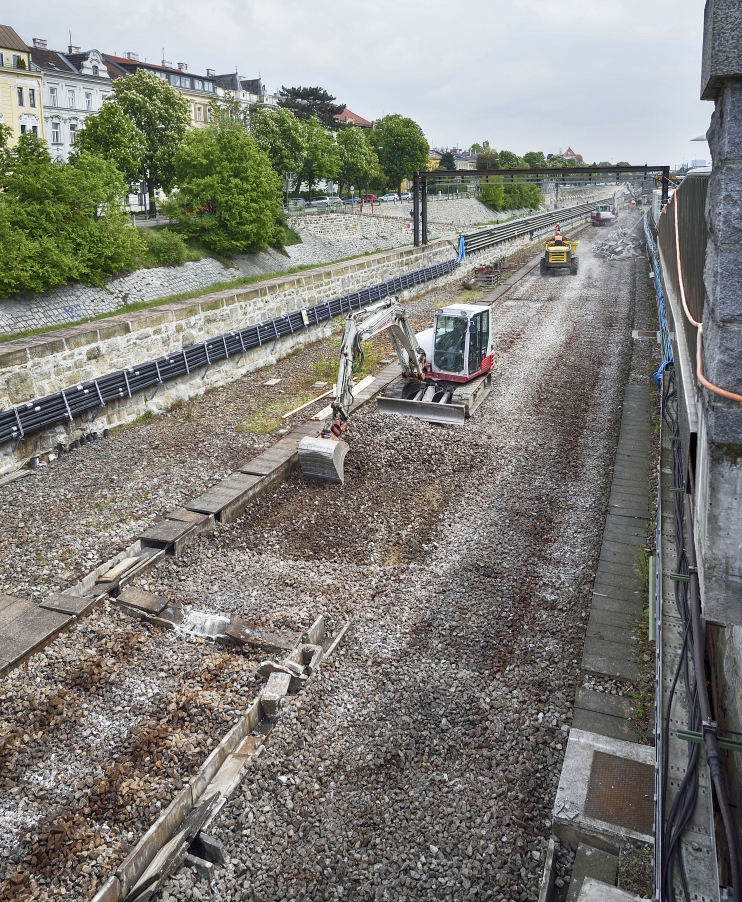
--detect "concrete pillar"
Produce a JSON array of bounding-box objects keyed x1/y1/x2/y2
[{"x1": 697, "y1": 0, "x2": 742, "y2": 622}]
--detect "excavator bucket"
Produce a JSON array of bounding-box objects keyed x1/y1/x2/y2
[
  {"x1": 298, "y1": 436, "x2": 350, "y2": 485},
  {"x1": 376, "y1": 396, "x2": 467, "y2": 425}
]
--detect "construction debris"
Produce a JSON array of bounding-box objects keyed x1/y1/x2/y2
[{"x1": 594, "y1": 226, "x2": 646, "y2": 260}]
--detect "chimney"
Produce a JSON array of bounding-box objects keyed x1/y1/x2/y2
[
  {"x1": 162, "y1": 60, "x2": 173, "y2": 68},
  {"x1": 32, "y1": 38, "x2": 47, "y2": 49},
  {"x1": 124, "y1": 51, "x2": 139, "y2": 61},
  {"x1": 177, "y1": 62, "x2": 187, "y2": 71},
  {"x1": 68, "y1": 45, "x2": 81, "y2": 54},
  {"x1": 206, "y1": 68, "x2": 215, "y2": 77}
]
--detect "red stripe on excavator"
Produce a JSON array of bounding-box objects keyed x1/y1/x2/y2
[{"x1": 428, "y1": 353, "x2": 495, "y2": 383}]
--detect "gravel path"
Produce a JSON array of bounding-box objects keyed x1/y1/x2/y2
[{"x1": 138, "y1": 220, "x2": 646, "y2": 902}]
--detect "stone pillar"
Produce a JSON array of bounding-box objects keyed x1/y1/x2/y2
[{"x1": 698, "y1": 0, "x2": 742, "y2": 622}]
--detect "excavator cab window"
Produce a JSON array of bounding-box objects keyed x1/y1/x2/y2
[
  {"x1": 467, "y1": 311, "x2": 489, "y2": 375},
  {"x1": 433, "y1": 315, "x2": 468, "y2": 375}
]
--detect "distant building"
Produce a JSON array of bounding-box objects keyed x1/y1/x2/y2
[
  {"x1": 428, "y1": 149, "x2": 442, "y2": 170},
  {"x1": 562, "y1": 146, "x2": 584, "y2": 164},
  {"x1": 0, "y1": 24, "x2": 44, "y2": 144},
  {"x1": 103, "y1": 53, "x2": 218, "y2": 128},
  {"x1": 333, "y1": 107, "x2": 373, "y2": 129},
  {"x1": 30, "y1": 40, "x2": 111, "y2": 162},
  {"x1": 213, "y1": 73, "x2": 279, "y2": 121},
  {"x1": 453, "y1": 150, "x2": 477, "y2": 170}
]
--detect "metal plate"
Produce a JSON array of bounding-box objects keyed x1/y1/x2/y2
[
  {"x1": 376, "y1": 396, "x2": 466, "y2": 425},
  {"x1": 584, "y1": 751, "x2": 654, "y2": 836}
]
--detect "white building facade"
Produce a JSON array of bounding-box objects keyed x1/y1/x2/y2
[{"x1": 30, "y1": 41, "x2": 111, "y2": 162}]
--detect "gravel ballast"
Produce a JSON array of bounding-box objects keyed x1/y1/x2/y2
[{"x1": 0, "y1": 214, "x2": 652, "y2": 902}]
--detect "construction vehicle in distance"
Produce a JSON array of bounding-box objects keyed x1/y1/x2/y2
[
  {"x1": 540, "y1": 226, "x2": 579, "y2": 276},
  {"x1": 298, "y1": 296, "x2": 495, "y2": 484},
  {"x1": 591, "y1": 203, "x2": 619, "y2": 226}
]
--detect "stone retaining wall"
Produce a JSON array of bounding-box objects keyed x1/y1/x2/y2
[{"x1": 0, "y1": 215, "x2": 578, "y2": 475}]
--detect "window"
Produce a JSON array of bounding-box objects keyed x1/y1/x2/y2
[
  {"x1": 101, "y1": 93, "x2": 108, "y2": 102},
  {"x1": 69, "y1": 123, "x2": 77, "y2": 144},
  {"x1": 433, "y1": 315, "x2": 468, "y2": 375},
  {"x1": 169, "y1": 74, "x2": 180, "y2": 86},
  {"x1": 68, "y1": 89, "x2": 75, "y2": 107},
  {"x1": 85, "y1": 92, "x2": 92, "y2": 110},
  {"x1": 49, "y1": 86, "x2": 58, "y2": 106},
  {"x1": 51, "y1": 121, "x2": 61, "y2": 143},
  {"x1": 29, "y1": 88, "x2": 36, "y2": 108},
  {"x1": 12, "y1": 54, "x2": 21, "y2": 67},
  {"x1": 16, "y1": 87, "x2": 24, "y2": 107},
  {"x1": 207, "y1": 107, "x2": 213, "y2": 123},
  {"x1": 92, "y1": 65, "x2": 99, "y2": 76},
  {"x1": 467, "y1": 311, "x2": 489, "y2": 375},
  {"x1": 0, "y1": 53, "x2": 4, "y2": 66},
  {"x1": 196, "y1": 104, "x2": 203, "y2": 122},
  {"x1": 195, "y1": 79, "x2": 203, "y2": 91},
  {"x1": 31, "y1": 125, "x2": 38, "y2": 137},
  {"x1": 20, "y1": 124, "x2": 26, "y2": 134}
]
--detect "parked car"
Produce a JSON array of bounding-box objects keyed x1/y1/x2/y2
[
  {"x1": 342, "y1": 196, "x2": 362, "y2": 205},
  {"x1": 379, "y1": 193, "x2": 400, "y2": 203},
  {"x1": 361, "y1": 194, "x2": 378, "y2": 202},
  {"x1": 286, "y1": 197, "x2": 306, "y2": 208},
  {"x1": 399, "y1": 192, "x2": 412, "y2": 201},
  {"x1": 308, "y1": 196, "x2": 341, "y2": 207}
]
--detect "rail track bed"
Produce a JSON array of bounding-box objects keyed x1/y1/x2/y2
[{"x1": 0, "y1": 217, "x2": 650, "y2": 902}]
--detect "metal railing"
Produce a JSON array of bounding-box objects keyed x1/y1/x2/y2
[{"x1": 463, "y1": 200, "x2": 611, "y2": 254}]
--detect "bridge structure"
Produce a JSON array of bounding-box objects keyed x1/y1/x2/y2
[{"x1": 411, "y1": 164, "x2": 672, "y2": 246}]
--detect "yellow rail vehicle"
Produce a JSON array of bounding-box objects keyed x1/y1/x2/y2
[{"x1": 540, "y1": 238, "x2": 579, "y2": 276}]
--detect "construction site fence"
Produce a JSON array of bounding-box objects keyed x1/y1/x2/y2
[
  {"x1": 462, "y1": 199, "x2": 613, "y2": 254},
  {"x1": 655, "y1": 171, "x2": 709, "y2": 380},
  {"x1": 0, "y1": 258, "x2": 458, "y2": 448}
]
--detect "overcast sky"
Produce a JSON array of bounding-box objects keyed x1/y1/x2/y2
[{"x1": 18, "y1": 0, "x2": 710, "y2": 168}]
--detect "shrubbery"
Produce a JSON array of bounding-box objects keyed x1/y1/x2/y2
[
  {"x1": 0, "y1": 130, "x2": 145, "y2": 297},
  {"x1": 140, "y1": 229, "x2": 189, "y2": 267}
]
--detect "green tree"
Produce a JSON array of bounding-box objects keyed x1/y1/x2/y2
[
  {"x1": 111, "y1": 69, "x2": 190, "y2": 214},
  {"x1": 295, "y1": 116, "x2": 340, "y2": 198},
  {"x1": 277, "y1": 86, "x2": 345, "y2": 130},
  {"x1": 210, "y1": 90, "x2": 248, "y2": 129},
  {"x1": 336, "y1": 126, "x2": 379, "y2": 196},
  {"x1": 0, "y1": 132, "x2": 144, "y2": 296},
  {"x1": 616, "y1": 161, "x2": 631, "y2": 167},
  {"x1": 523, "y1": 151, "x2": 547, "y2": 168},
  {"x1": 165, "y1": 123, "x2": 282, "y2": 256},
  {"x1": 439, "y1": 150, "x2": 456, "y2": 170},
  {"x1": 480, "y1": 183, "x2": 504, "y2": 209},
  {"x1": 598, "y1": 161, "x2": 611, "y2": 167},
  {"x1": 498, "y1": 149, "x2": 527, "y2": 169},
  {"x1": 477, "y1": 148, "x2": 500, "y2": 170},
  {"x1": 250, "y1": 106, "x2": 306, "y2": 188},
  {"x1": 374, "y1": 115, "x2": 429, "y2": 194},
  {"x1": 70, "y1": 101, "x2": 146, "y2": 184}
]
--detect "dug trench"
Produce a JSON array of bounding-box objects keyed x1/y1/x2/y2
[{"x1": 0, "y1": 221, "x2": 651, "y2": 902}]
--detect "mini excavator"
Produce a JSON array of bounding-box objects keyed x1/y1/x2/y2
[{"x1": 298, "y1": 296, "x2": 494, "y2": 484}]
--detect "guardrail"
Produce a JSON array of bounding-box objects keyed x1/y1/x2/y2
[{"x1": 463, "y1": 200, "x2": 611, "y2": 254}]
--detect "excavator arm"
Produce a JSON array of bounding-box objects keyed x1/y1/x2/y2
[{"x1": 329, "y1": 297, "x2": 426, "y2": 435}]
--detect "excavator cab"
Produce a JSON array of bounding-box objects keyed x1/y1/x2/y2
[{"x1": 422, "y1": 305, "x2": 493, "y2": 379}]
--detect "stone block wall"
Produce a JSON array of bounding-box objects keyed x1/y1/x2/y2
[{"x1": 0, "y1": 217, "x2": 559, "y2": 474}]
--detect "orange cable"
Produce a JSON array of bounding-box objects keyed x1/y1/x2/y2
[{"x1": 669, "y1": 191, "x2": 742, "y2": 402}]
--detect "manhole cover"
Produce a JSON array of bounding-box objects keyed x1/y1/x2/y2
[{"x1": 584, "y1": 751, "x2": 654, "y2": 835}]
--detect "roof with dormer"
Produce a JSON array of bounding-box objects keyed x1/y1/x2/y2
[
  {"x1": 334, "y1": 108, "x2": 373, "y2": 128},
  {"x1": 0, "y1": 24, "x2": 28, "y2": 53}
]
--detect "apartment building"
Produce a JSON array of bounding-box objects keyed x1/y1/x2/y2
[
  {"x1": 0, "y1": 24, "x2": 44, "y2": 143},
  {"x1": 103, "y1": 53, "x2": 218, "y2": 127},
  {"x1": 30, "y1": 40, "x2": 111, "y2": 161}
]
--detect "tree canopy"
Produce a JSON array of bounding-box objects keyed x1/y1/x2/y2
[
  {"x1": 295, "y1": 117, "x2": 340, "y2": 198},
  {"x1": 250, "y1": 106, "x2": 306, "y2": 181},
  {"x1": 439, "y1": 150, "x2": 456, "y2": 170},
  {"x1": 71, "y1": 102, "x2": 147, "y2": 184},
  {"x1": 336, "y1": 126, "x2": 379, "y2": 196},
  {"x1": 476, "y1": 149, "x2": 500, "y2": 170},
  {"x1": 165, "y1": 122, "x2": 282, "y2": 256},
  {"x1": 375, "y1": 115, "x2": 429, "y2": 192},
  {"x1": 0, "y1": 131, "x2": 144, "y2": 296},
  {"x1": 277, "y1": 86, "x2": 345, "y2": 130},
  {"x1": 109, "y1": 69, "x2": 191, "y2": 211}
]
